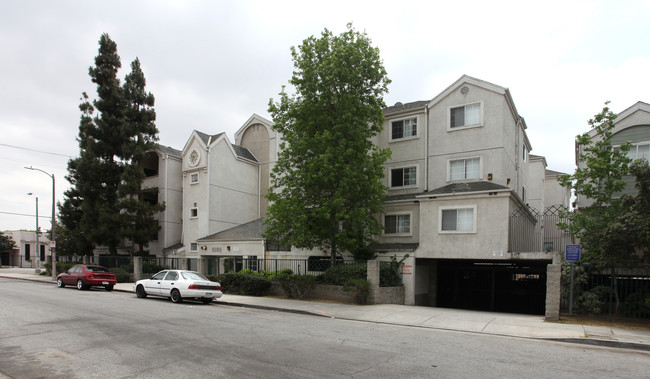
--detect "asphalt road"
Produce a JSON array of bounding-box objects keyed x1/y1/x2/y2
[{"x1": 1, "y1": 278, "x2": 648, "y2": 378}]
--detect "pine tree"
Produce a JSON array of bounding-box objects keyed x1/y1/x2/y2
[
  {"x1": 60, "y1": 34, "x2": 162, "y2": 255},
  {"x1": 119, "y1": 58, "x2": 165, "y2": 254}
]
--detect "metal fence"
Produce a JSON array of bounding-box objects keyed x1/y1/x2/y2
[
  {"x1": 204, "y1": 257, "x2": 365, "y2": 283},
  {"x1": 509, "y1": 205, "x2": 572, "y2": 253},
  {"x1": 561, "y1": 264, "x2": 650, "y2": 320},
  {"x1": 47, "y1": 255, "x2": 404, "y2": 287}
]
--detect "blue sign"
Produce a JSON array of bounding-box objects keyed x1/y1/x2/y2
[{"x1": 565, "y1": 244, "x2": 581, "y2": 261}]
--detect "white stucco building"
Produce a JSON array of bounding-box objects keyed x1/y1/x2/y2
[{"x1": 134, "y1": 75, "x2": 571, "y2": 314}]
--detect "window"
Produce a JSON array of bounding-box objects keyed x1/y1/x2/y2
[
  {"x1": 24, "y1": 244, "x2": 30, "y2": 261},
  {"x1": 523, "y1": 146, "x2": 528, "y2": 162},
  {"x1": 391, "y1": 167, "x2": 417, "y2": 187},
  {"x1": 40, "y1": 245, "x2": 45, "y2": 261},
  {"x1": 384, "y1": 214, "x2": 411, "y2": 235},
  {"x1": 190, "y1": 208, "x2": 198, "y2": 218},
  {"x1": 152, "y1": 271, "x2": 167, "y2": 280},
  {"x1": 164, "y1": 271, "x2": 179, "y2": 281},
  {"x1": 450, "y1": 102, "x2": 481, "y2": 128},
  {"x1": 190, "y1": 173, "x2": 199, "y2": 184},
  {"x1": 391, "y1": 117, "x2": 417, "y2": 140},
  {"x1": 627, "y1": 143, "x2": 650, "y2": 161},
  {"x1": 440, "y1": 207, "x2": 476, "y2": 232},
  {"x1": 449, "y1": 158, "x2": 480, "y2": 181},
  {"x1": 190, "y1": 243, "x2": 198, "y2": 251}
]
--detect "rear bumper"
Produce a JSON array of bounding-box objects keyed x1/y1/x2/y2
[
  {"x1": 181, "y1": 289, "x2": 223, "y2": 299},
  {"x1": 85, "y1": 278, "x2": 117, "y2": 286}
]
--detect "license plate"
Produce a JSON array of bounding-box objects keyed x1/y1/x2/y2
[{"x1": 102, "y1": 281, "x2": 109, "y2": 285}]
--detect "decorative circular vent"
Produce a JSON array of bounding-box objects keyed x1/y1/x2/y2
[{"x1": 460, "y1": 86, "x2": 469, "y2": 95}]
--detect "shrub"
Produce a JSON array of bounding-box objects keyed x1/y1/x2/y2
[
  {"x1": 380, "y1": 262, "x2": 402, "y2": 287},
  {"x1": 320, "y1": 262, "x2": 366, "y2": 285},
  {"x1": 279, "y1": 275, "x2": 317, "y2": 299},
  {"x1": 142, "y1": 262, "x2": 165, "y2": 274},
  {"x1": 109, "y1": 267, "x2": 131, "y2": 283},
  {"x1": 212, "y1": 272, "x2": 272, "y2": 296},
  {"x1": 344, "y1": 279, "x2": 371, "y2": 304}
]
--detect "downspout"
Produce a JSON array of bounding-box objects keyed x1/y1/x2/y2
[
  {"x1": 424, "y1": 106, "x2": 429, "y2": 192},
  {"x1": 164, "y1": 153, "x2": 169, "y2": 254},
  {"x1": 258, "y1": 163, "x2": 261, "y2": 218}
]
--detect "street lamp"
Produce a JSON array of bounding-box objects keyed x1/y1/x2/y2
[
  {"x1": 27, "y1": 193, "x2": 39, "y2": 268},
  {"x1": 25, "y1": 166, "x2": 56, "y2": 280}
]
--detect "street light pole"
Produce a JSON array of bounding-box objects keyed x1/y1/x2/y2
[
  {"x1": 25, "y1": 166, "x2": 56, "y2": 280},
  {"x1": 28, "y1": 193, "x2": 39, "y2": 268}
]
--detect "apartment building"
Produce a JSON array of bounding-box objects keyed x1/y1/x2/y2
[{"x1": 137, "y1": 75, "x2": 570, "y2": 314}]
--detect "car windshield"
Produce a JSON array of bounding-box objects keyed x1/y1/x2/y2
[
  {"x1": 181, "y1": 271, "x2": 208, "y2": 281},
  {"x1": 86, "y1": 266, "x2": 110, "y2": 272}
]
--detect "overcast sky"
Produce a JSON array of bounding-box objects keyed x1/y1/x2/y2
[{"x1": 2, "y1": 0, "x2": 649, "y2": 232}]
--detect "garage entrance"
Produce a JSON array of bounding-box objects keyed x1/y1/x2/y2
[{"x1": 436, "y1": 260, "x2": 548, "y2": 315}]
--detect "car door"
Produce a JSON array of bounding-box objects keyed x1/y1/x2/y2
[
  {"x1": 159, "y1": 270, "x2": 179, "y2": 298},
  {"x1": 144, "y1": 271, "x2": 167, "y2": 296},
  {"x1": 64, "y1": 265, "x2": 82, "y2": 285}
]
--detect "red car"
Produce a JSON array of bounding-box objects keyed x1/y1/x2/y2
[{"x1": 57, "y1": 264, "x2": 117, "y2": 291}]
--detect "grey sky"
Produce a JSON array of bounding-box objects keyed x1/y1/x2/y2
[{"x1": 2, "y1": 0, "x2": 649, "y2": 231}]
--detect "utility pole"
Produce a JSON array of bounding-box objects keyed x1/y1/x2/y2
[{"x1": 25, "y1": 167, "x2": 56, "y2": 280}]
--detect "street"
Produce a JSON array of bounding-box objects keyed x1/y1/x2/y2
[{"x1": 1, "y1": 278, "x2": 648, "y2": 378}]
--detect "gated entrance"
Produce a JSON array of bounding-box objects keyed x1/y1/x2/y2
[{"x1": 437, "y1": 259, "x2": 548, "y2": 315}]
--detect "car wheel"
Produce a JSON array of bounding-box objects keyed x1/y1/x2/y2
[
  {"x1": 170, "y1": 289, "x2": 182, "y2": 303},
  {"x1": 57, "y1": 278, "x2": 65, "y2": 288},
  {"x1": 105, "y1": 285, "x2": 114, "y2": 291},
  {"x1": 136, "y1": 285, "x2": 147, "y2": 298},
  {"x1": 201, "y1": 298, "x2": 212, "y2": 305},
  {"x1": 77, "y1": 279, "x2": 85, "y2": 290}
]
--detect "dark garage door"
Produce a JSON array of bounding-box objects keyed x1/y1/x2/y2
[{"x1": 437, "y1": 260, "x2": 548, "y2": 315}]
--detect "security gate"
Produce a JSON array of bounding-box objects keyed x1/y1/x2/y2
[{"x1": 437, "y1": 260, "x2": 548, "y2": 315}]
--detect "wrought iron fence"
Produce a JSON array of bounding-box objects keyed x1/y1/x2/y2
[
  {"x1": 203, "y1": 257, "x2": 364, "y2": 282},
  {"x1": 509, "y1": 205, "x2": 572, "y2": 253},
  {"x1": 561, "y1": 264, "x2": 650, "y2": 320}
]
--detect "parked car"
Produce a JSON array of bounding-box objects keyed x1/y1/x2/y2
[
  {"x1": 134, "y1": 270, "x2": 222, "y2": 304},
  {"x1": 57, "y1": 264, "x2": 117, "y2": 291}
]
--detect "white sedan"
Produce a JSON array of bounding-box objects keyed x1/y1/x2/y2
[{"x1": 134, "y1": 270, "x2": 222, "y2": 304}]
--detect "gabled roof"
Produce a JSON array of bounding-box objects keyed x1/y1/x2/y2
[
  {"x1": 157, "y1": 145, "x2": 182, "y2": 158},
  {"x1": 232, "y1": 144, "x2": 258, "y2": 163},
  {"x1": 195, "y1": 130, "x2": 224, "y2": 146},
  {"x1": 383, "y1": 100, "x2": 429, "y2": 116},
  {"x1": 422, "y1": 181, "x2": 511, "y2": 197},
  {"x1": 545, "y1": 169, "x2": 568, "y2": 177},
  {"x1": 615, "y1": 101, "x2": 650, "y2": 124},
  {"x1": 428, "y1": 74, "x2": 528, "y2": 131},
  {"x1": 198, "y1": 218, "x2": 266, "y2": 242}
]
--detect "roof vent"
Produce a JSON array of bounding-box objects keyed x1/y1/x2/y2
[
  {"x1": 394, "y1": 102, "x2": 403, "y2": 107},
  {"x1": 460, "y1": 86, "x2": 469, "y2": 95}
]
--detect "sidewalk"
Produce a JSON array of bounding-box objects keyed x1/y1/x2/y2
[{"x1": 3, "y1": 268, "x2": 650, "y2": 351}]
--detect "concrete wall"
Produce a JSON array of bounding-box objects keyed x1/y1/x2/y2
[{"x1": 417, "y1": 193, "x2": 511, "y2": 260}]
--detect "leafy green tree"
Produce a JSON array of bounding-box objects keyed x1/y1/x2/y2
[
  {"x1": 265, "y1": 24, "x2": 391, "y2": 261},
  {"x1": 559, "y1": 102, "x2": 633, "y2": 268},
  {"x1": 605, "y1": 160, "x2": 650, "y2": 264},
  {"x1": 0, "y1": 233, "x2": 17, "y2": 254}
]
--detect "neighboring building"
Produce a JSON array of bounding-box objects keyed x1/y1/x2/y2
[
  {"x1": 575, "y1": 101, "x2": 650, "y2": 209},
  {"x1": 1, "y1": 230, "x2": 51, "y2": 268}
]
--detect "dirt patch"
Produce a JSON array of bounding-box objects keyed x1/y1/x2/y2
[{"x1": 551, "y1": 315, "x2": 650, "y2": 331}]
